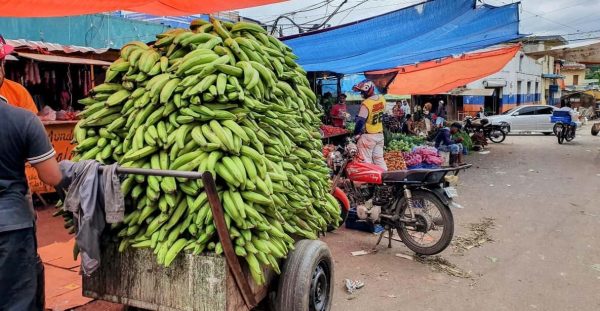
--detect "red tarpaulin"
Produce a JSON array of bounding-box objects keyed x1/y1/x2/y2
[
  {"x1": 0, "y1": 0, "x2": 284, "y2": 17},
  {"x1": 368, "y1": 45, "x2": 520, "y2": 95}
]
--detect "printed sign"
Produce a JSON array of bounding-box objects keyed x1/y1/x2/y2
[{"x1": 26, "y1": 122, "x2": 76, "y2": 194}]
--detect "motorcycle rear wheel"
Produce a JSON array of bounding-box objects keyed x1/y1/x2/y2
[
  {"x1": 396, "y1": 191, "x2": 454, "y2": 255},
  {"x1": 565, "y1": 127, "x2": 575, "y2": 142},
  {"x1": 556, "y1": 124, "x2": 565, "y2": 144},
  {"x1": 488, "y1": 129, "x2": 506, "y2": 143}
]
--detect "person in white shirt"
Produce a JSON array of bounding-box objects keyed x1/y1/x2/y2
[
  {"x1": 557, "y1": 103, "x2": 579, "y2": 129},
  {"x1": 401, "y1": 100, "x2": 411, "y2": 115}
]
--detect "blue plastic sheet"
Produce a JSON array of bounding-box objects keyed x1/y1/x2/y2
[{"x1": 283, "y1": 0, "x2": 520, "y2": 74}]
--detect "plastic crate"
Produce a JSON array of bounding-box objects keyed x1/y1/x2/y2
[
  {"x1": 345, "y1": 208, "x2": 384, "y2": 234},
  {"x1": 551, "y1": 111, "x2": 571, "y2": 123},
  {"x1": 551, "y1": 116, "x2": 571, "y2": 123}
]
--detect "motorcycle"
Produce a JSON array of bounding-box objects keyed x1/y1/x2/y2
[
  {"x1": 551, "y1": 111, "x2": 576, "y2": 144},
  {"x1": 327, "y1": 140, "x2": 470, "y2": 255},
  {"x1": 464, "y1": 116, "x2": 507, "y2": 143}
]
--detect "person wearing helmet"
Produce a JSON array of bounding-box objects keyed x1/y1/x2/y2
[{"x1": 352, "y1": 80, "x2": 387, "y2": 170}]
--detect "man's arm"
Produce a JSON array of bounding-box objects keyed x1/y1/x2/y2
[
  {"x1": 26, "y1": 115, "x2": 62, "y2": 186},
  {"x1": 442, "y1": 130, "x2": 454, "y2": 146},
  {"x1": 354, "y1": 104, "x2": 369, "y2": 136},
  {"x1": 32, "y1": 158, "x2": 62, "y2": 186}
]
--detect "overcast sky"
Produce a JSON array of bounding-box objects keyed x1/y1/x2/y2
[{"x1": 240, "y1": 0, "x2": 600, "y2": 41}]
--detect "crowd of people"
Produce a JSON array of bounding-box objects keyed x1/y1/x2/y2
[{"x1": 320, "y1": 79, "x2": 467, "y2": 168}]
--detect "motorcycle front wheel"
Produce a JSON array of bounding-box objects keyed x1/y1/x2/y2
[
  {"x1": 488, "y1": 129, "x2": 506, "y2": 143},
  {"x1": 396, "y1": 191, "x2": 454, "y2": 255}
]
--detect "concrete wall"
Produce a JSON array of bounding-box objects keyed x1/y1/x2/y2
[
  {"x1": 466, "y1": 50, "x2": 543, "y2": 113},
  {"x1": 562, "y1": 69, "x2": 587, "y2": 86}
]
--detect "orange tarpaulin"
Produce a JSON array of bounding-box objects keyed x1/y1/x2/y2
[
  {"x1": 0, "y1": 0, "x2": 284, "y2": 17},
  {"x1": 369, "y1": 45, "x2": 520, "y2": 95}
]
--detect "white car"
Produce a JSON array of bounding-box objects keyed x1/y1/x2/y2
[{"x1": 485, "y1": 105, "x2": 557, "y2": 134}]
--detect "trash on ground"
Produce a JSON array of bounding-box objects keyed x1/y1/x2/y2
[
  {"x1": 591, "y1": 264, "x2": 600, "y2": 272},
  {"x1": 579, "y1": 211, "x2": 598, "y2": 217},
  {"x1": 414, "y1": 256, "x2": 472, "y2": 278},
  {"x1": 451, "y1": 202, "x2": 465, "y2": 209},
  {"x1": 506, "y1": 184, "x2": 511, "y2": 187},
  {"x1": 387, "y1": 294, "x2": 397, "y2": 298},
  {"x1": 479, "y1": 151, "x2": 490, "y2": 155},
  {"x1": 453, "y1": 217, "x2": 495, "y2": 254},
  {"x1": 345, "y1": 279, "x2": 365, "y2": 294},
  {"x1": 487, "y1": 256, "x2": 498, "y2": 263},
  {"x1": 395, "y1": 253, "x2": 414, "y2": 261},
  {"x1": 351, "y1": 250, "x2": 372, "y2": 256},
  {"x1": 489, "y1": 184, "x2": 494, "y2": 187}
]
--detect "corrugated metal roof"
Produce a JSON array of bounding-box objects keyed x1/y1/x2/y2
[
  {"x1": 7, "y1": 39, "x2": 109, "y2": 54},
  {"x1": 17, "y1": 52, "x2": 112, "y2": 66}
]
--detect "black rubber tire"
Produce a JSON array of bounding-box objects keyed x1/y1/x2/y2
[
  {"x1": 591, "y1": 123, "x2": 600, "y2": 136},
  {"x1": 557, "y1": 124, "x2": 565, "y2": 144},
  {"x1": 488, "y1": 129, "x2": 506, "y2": 143},
  {"x1": 543, "y1": 132, "x2": 553, "y2": 136},
  {"x1": 275, "y1": 240, "x2": 334, "y2": 311},
  {"x1": 553, "y1": 123, "x2": 561, "y2": 136},
  {"x1": 565, "y1": 127, "x2": 575, "y2": 142},
  {"x1": 397, "y1": 191, "x2": 454, "y2": 256},
  {"x1": 326, "y1": 200, "x2": 348, "y2": 232}
]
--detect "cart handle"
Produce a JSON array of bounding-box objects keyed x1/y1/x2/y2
[
  {"x1": 98, "y1": 166, "x2": 205, "y2": 180},
  {"x1": 98, "y1": 165, "x2": 259, "y2": 309}
]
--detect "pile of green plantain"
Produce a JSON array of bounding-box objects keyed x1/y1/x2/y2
[{"x1": 67, "y1": 17, "x2": 341, "y2": 284}]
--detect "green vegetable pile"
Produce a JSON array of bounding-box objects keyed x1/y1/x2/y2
[
  {"x1": 345, "y1": 121, "x2": 355, "y2": 133},
  {"x1": 452, "y1": 131, "x2": 473, "y2": 151},
  {"x1": 384, "y1": 131, "x2": 425, "y2": 152},
  {"x1": 66, "y1": 18, "x2": 341, "y2": 284}
]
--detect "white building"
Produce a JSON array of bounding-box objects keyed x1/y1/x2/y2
[{"x1": 463, "y1": 49, "x2": 543, "y2": 115}]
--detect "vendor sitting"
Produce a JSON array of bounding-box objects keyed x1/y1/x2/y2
[{"x1": 435, "y1": 122, "x2": 465, "y2": 167}]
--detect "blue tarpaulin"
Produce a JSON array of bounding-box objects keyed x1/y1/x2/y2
[
  {"x1": 283, "y1": 0, "x2": 520, "y2": 74},
  {"x1": 0, "y1": 14, "x2": 169, "y2": 49}
]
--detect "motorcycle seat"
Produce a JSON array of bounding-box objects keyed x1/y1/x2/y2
[{"x1": 382, "y1": 169, "x2": 446, "y2": 184}]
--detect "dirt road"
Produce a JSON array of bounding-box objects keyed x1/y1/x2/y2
[{"x1": 326, "y1": 128, "x2": 600, "y2": 311}]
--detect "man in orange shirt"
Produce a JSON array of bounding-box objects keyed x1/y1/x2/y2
[{"x1": 0, "y1": 35, "x2": 38, "y2": 114}]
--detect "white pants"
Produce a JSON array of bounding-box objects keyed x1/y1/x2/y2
[{"x1": 357, "y1": 133, "x2": 387, "y2": 171}]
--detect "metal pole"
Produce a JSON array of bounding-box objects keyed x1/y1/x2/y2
[{"x1": 98, "y1": 166, "x2": 204, "y2": 180}]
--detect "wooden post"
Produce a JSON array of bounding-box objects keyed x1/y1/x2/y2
[{"x1": 90, "y1": 65, "x2": 95, "y2": 88}]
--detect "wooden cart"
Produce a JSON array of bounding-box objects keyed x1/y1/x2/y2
[{"x1": 80, "y1": 167, "x2": 335, "y2": 311}]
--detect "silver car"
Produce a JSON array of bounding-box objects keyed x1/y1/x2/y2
[{"x1": 486, "y1": 105, "x2": 556, "y2": 134}]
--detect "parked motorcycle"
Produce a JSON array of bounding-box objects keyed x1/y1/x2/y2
[
  {"x1": 464, "y1": 116, "x2": 507, "y2": 143},
  {"x1": 327, "y1": 140, "x2": 470, "y2": 255}
]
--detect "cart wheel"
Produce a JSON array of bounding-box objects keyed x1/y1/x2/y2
[{"x1": 275, "y1": 240, "x2": 334, "y2": 311}]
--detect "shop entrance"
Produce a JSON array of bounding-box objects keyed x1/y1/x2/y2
[{"x1": 484, "y1": 87, "x2": 502, "y2": 115}]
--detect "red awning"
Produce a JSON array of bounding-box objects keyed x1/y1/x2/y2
[
  {"x1": 0, "y1": 0, "x2": 284, "y2": 17},
  {"x1": 368, "y1": 45, "x2": 520, "y2": 95}
]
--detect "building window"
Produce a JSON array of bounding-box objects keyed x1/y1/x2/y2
[
  {"x1": 519, "y1": 55, "x2": 524, "y2": 72},
  {"x1": 573, "y1": 75, "x2": 579, "y2": 85}
]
